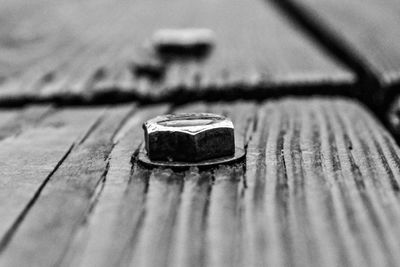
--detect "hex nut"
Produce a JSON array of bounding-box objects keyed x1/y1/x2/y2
[
  {"x1": 151, "y1": 28, "x2": 215, "y2": 57},
  {"x1": 143, "y1": 113, "x2": 235, "y2": 162}
]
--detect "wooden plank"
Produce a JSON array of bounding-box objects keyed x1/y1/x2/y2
[
  {"x1": 1, "y1": 98, "x2": 400, "y2": 266},
  {"x1": 51, "y1": 102, "x2": 252, "y2": 267},
  {"x1": 0, "y1": 105, "x2": 134, "y2": 267},
  {"x1": 0, "y1": 0, "x2": 354, "y2": 104},
  {"x1": 60, "y1": 104, "x2": 170, "y2": 267},
  {"x1": 279, "y1": 0, "x2": 400, "y2": 89},
  {"x1": 154, "y1": 0, "x2": 354, "y2": 100},
  {"x1": 278, "y1": 0, "x2": 400, "y2": 135},
  {"x1": 0, "y1": 0, "x2": 125, "y2": 103},
  {"x1": 0, "y1": 106, "x2": 106, "y2": 252},
  {"x1": 132, "y1": 98, "x2": 400, "y2": 266},
  {"x1": 276, "y1": 0, "x2": 400, "y2": 129}
]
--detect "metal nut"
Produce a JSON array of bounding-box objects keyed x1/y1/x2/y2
[
  {"x1": 151, "y1": 28, "x2": 215, "y2": 57},
  {"x1": 143, "y1": 113, "x2": 235, "y2": 162}
]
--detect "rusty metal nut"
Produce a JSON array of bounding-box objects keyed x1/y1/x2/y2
[{"x1": 143, "y1": 113, "x2": 235, "y2": 162}]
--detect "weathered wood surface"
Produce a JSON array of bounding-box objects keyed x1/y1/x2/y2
[
  {"x1": 0, "y1": 105, "x2": 106, "y2": 249},
  {"x1": 279, "y1": 0, "x2": 400, "y2": 88},
  {"x1": 275, "y1": 0, "x2": 400, "y2": 130},
  {"x1": 0, "y1": 0, "x2": 354, "y2": 104},
  {"x1": 0, "y1": 97, "x2": 400, "y2": 266}
]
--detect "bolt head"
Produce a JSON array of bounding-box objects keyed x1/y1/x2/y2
[{"x1": 143, "y1": 113, "x2": 235, "y2": 162}]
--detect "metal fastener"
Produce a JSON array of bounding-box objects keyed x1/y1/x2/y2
[
  {"x1": 151, "y1": 28, "x2": 215, "y2": 57},
  {"x1": 138, "y1": 113, "x2": 244, "y2": 169}
]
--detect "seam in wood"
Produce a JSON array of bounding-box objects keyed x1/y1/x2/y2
[
  {"x1": 331, "y1": 105, "x2": 398, "y2": 259},
  {"x1": 84, "y1": 161, "x2": 110, "y2": 222},
  {"x1": 110, "y1": 105, "x2": 138, "y2": 143},
  {"x1": 166, "y1": 174, "x2": 186, "y2": 264},
  {"x1": 55, "y1": 158, "x2": 111, "y2": 267},
  {"x1": 362, "y1": 121, "x2": 400, "y2": 192},
  {"x1": 0, "y1": 143, "x2": 75, "y2": 253},
  {"x1": 241, "y1": 114, "x2": 258, "y2": 191},
  {"x1": 0, "y1": 83, "x2": 356, "y2": 109},
  {"x1": 52, "y1": 106, "x2": 137, "y2": 265},
  {"x1": 333, "y1": 110, "x2": 366, "y2": 191},
  {"x1": 0, "y1": 107, "x2": 123, "y2": 259},
  {"x1": 268, "y1": 0, "x2": 382, "y2": 109},
  {"x1": 275, "y1": 118, "x2": 293, "y2": 267},
  {"x1": 78, "y1": 114, "x2": 105, "y2": 145}
]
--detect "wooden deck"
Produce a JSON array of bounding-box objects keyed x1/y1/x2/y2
[
  {"x1": 1, "y1": 0, "x2": 400, "y2": 266},
  {"x1": 0, "y1": 98, "x2": 399, "y2": 267},
  {"x1": 0, "y1": 0, "x2": 354, "y2": 104},
  {"x1": 274, "y1": 0, "x2": 400, "y2": 128}
]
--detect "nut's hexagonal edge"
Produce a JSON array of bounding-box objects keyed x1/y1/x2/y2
[
  {"x1": 136, "y1": 145, "x2": 245, "y2": 170},
  {"x1": 144, "y1": 113, "x2": 232, "y2": 135}
]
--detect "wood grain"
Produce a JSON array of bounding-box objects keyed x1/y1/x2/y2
[
  {"x1": 0, "y1": 0, "x2": 354, "y2": 104},
  {"x1": 0, "y1": 106, "x2": 106, "y2": 254},
  {"x1": 66, "y1": 104, "x2": 170, "y2": 267},
  {"x1": 0, "y1": 98, "x2": 399, "y2": 266},
  {"x1": 0, "y1": 105, "x2": 133, "y2": 267},
  {"x1": 279, "y1": 0, "x2": 400, "y2": 88},
  {"x1": 275, "y1": 0, "x2": 400, "y2": 132}
]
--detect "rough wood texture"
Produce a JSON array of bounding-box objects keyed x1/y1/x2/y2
[
  {"x1": 0, "y1": 105, "x2": 106, "y2": 252},
  {"x1": 0, "y1": 97, "x2": 400, "y2": 266},
  {"x1": 0, "y1": 105, "x2": 135, "y2": 266},
  {"x1": 279, "y1": 0, "x2": 400, "y2": 88},
  {"x1": 0, "y1": 0, "x2": 354, "y2": 105},
  {"x1": 275, "y1": 0, "x2": 400, "y2": 132}
]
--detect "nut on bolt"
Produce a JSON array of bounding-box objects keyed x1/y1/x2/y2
[{"x1": 143, "y1": 113, "x2": 235, "y2": 162}]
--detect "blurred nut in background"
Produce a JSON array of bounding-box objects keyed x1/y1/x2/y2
[{"x1": 151, "y1": 28, "x2": 215, "y2": 57}]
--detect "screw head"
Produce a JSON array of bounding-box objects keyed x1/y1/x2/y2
[{"x1": 143, "y1": 113, "x2": 235, "y2": 162}]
